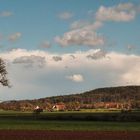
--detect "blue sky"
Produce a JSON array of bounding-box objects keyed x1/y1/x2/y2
[{"x1": 0, "y1": 0, "x2": 140, "y2": 100}]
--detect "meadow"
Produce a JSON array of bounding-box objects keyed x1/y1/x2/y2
[{"x1": 0, "y1": 110, "x2": 139, "y2": 131}]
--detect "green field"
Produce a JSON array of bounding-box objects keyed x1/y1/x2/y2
[
  {"x1": 0, "y1": 119, "x2": 140, "y2": 131},
  {"x1": 0, "y1": 110, "x2": 139, "y2": 131}
]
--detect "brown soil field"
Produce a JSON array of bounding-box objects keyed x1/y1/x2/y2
[{"x1": 0, "y1": 130, "x2": 139, "y2": 140}]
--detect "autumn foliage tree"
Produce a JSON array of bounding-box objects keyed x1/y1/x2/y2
[{"x1": 0, "y1": 58, "x2": 9, "y2": 87}]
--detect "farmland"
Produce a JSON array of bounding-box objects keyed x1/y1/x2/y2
[
  {"x1": 0, "y1": 130, "x2": 140, "y2": 140},
  {"x1": 0, "y1": 119, "x2": 140, "y2": 131},
  {"x1": 0, "y1": 109, "x2": 140, "y2": 140},
  {"x1": 0, "y1": 110, "x2": 140, "y2": 131},
  {"x1": 0, "y1": 85, "x2": 139, "y2": 139}
]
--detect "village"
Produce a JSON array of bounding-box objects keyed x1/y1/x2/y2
[
  {"x1": 32, "y1": 102, "x2": 132, "y2": 113},
  {"x1": 0, "y1": 100, "x2": 135, "y2": 113}
]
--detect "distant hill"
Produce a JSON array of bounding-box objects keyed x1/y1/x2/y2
[
  {"x1": 0, "y1": 85, "x2": 140, "y2": 111},
  {"x1": 44, "y1": 85, "x2": 140, "y2": 103}
]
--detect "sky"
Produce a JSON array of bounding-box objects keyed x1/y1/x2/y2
[{"x1": 0, "y1": 0, "x2": 140, "y2": 100}]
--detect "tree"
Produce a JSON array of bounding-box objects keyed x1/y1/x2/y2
[{"x1": 0, "y1": 58, "x2": 9, "y2": 87}]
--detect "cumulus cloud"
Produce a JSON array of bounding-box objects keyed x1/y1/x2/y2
[
  {"x1": 69, "y1": 55, "x2": 76, "y2": 59},
  {"x1": 96, "y1": 3, "x2": 136, "y2": 22},
  {"x1": 55, "y1": 29, "x2": 105, "y2": 47},
  {"x1": 52, "y1": 56, "x2": 62, "y2": 62},
  {"x1": 86, "y1": 49, "x2": 106, "y2": 60},
  {"x1": 71, "y1": 20, "x2": 91, "y2": 29},
  {"x1": 66, "y1": 74, "x2": 84, "y2": 82},
  {"x1": 12, "y1": 55, "x2": 46, "y2": 68},
  {"x1": 71, "y1": 20, "x2": 103, "y2": 30},
  {"x1": 55, "y1": 7, "x2": 105, "y2": 48},
  {"x1": 63, "y1": 2, "x2": 139, "y2": 49},
  {"x1": 58, "y1": 12, "x2": 73, "y2": 20},
  {"x1": 0, "y1": 11, "x2": 13, "y2": 17},
  {"x1": 9, "y1": 32, "x2": 22, "y2": 42},
  {"x1": 56, "y1": 11, "x2": 104, "y2": 48}
]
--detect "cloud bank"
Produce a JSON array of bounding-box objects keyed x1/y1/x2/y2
[{"x1": 0, "y1": 49, "x2": 139, "y2": 100}]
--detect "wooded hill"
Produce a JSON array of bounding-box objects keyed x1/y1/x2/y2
[
  {"x1": 0, "y1": 85, "x2": 140, "y2": 111},
  {"x1": 45, "y1": 85, "x2": 140, "y2": 103}
]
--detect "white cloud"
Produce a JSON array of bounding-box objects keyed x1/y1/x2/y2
[
  {"x1": 117, "y1": 3, "x2": 136, "y2": 11},
  {"x1": 56, "y1": 11, "x2": 104, "y2": 48},
  {"x1": 86, "y1": 49, "x2": 106, "y2": 60},
  {"x1": 66, "y1": 74, "x2": 84, "y2": 82},
  {"x1": 56, "y1": 8, "x2": 105, "y2": 48},
  {"x1": 58, "y1": 12, "x2": 73, "y2": 20},
  {"x1": 71, "y1": 20, "x2": 103, "y2": 30},
  {"x1": 52, "y1": 56, "x2": 62, "y2": 62},
  {"x1": 71, "y1": 20, "x2": 90, "y2": 29},
  {"x1": 62, "y1": 2, "x2": 139, "y2": 49},
  {"x1": 55, "y1": 29, "x2": 105, "y2": 47},
  {"x1": 121, "y1": 66, "x2": 140, "y2": 84},
  {"x1": 0, "y1": 49, "x2": 140, "y2": 100},
  {"x1": 69, "y1": 55, "x2": 76, "y2": 59},
  {"x1": 96, "y1": 3, "x2": 136, "y2": 22},
  {"x1": 0, "y1": 11, "x2": 13, "y2": 17},
  {"x1": 8, "y1": 32, "x2": 22, "y2": 42},
  {"x1": 12, "y1": 55, "x2": 46, "y2": 68}
]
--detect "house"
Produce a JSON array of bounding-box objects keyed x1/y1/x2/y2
[
  {"x1": 52, "y1": 104, "x2": 66, "y2": 111},
  {"x1": 34, "y1": 106, "x2": 40, "y2": 110},
  {"x1": 33, "y1": 106, "x2": 43, "y2": 113},
  {"x1": 94, "y1": 102, "x2": 105, "y2": 109},
  {"x1": 105, "y1": 102, "x2": 118, "y2": 109}
]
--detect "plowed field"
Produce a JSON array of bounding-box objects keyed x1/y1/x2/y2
[{"x1": 0, "y1": 130, "x2": 139, "y2": 140}]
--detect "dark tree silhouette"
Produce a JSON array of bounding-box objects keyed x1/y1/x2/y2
[{"x1": 0, "y1": 58, "x2": 9, "y2": 87}]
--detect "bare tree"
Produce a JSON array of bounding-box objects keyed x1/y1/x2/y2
[{"x1": 0, "y1": 58, "x2": 9, "y2": 87}]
